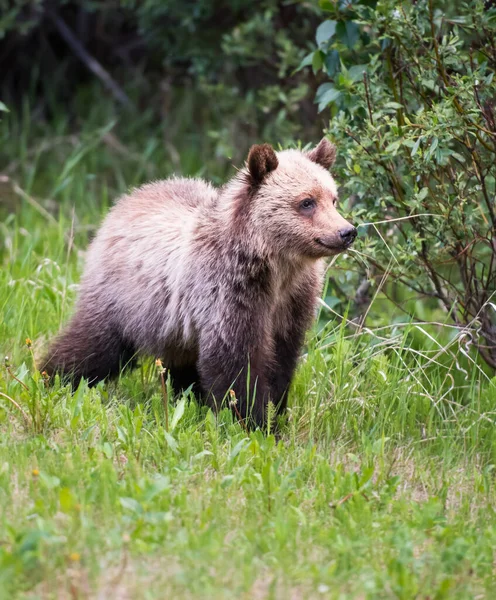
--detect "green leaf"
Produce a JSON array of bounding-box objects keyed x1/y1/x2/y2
[
  {"x1": 102, "y1": 442, "x2": 113, "y2": 459},
  {"x1": 144, "y1": 476, "x2": 170, "y2": 501},
  {"x1": 192, "y1": 450, "x2": 213, "y2": 461},
  {"x1": 418, "y1": 187, "x2": 429, "y2": 201},
  {"x1": 319, "y1": 0, "x2": 334, "y2": 10},
  {"x1": 324, "y1": 50, "x2": 340, "y2": 76},
  {"x1": 411, "y1": 137, "x2": 422, "y2": 157},
  {"x1": 449, "y1": 16, "x2": 467, "y2": 24},
  {"x1": 119, "y1": 497, "x2": 143, "y2": 514},
  {"x1": 348, "y1": 64, "x2": 367, "y2": 82},
  {"x1": 116, "y1": 425, "x2": 128, "y2": 444},
  {"x1": 221, "y1": 475, "x2": 234, "y2": 489},
  {"x1": 372, "y1": 437, "x2": 390, "y2": 454},
  {"x1": 312, "y1": 50, "x2": 324, "y2": 74},
  {"x1": 339, "y1": 20, "x2": 359, "y2": 48},
  {"x1": 346, "y1": 21, "x2": 360, "y2": 48},
  {"x1": 19, "y1": 531, "x2": 52, "y2": 554},
  {"x1": 59, "y1": 487, "x2": 77, "y2": 513},
  {"x1": 323, "y1": 294, "x2": 341, "y2": 309},
  {"x1": 316, "y1": 83, "x2": 341, "y2": 111},
  {"x1": 384, "y1": 102, "x2": 404, "y2": 110},
  {"x1": 0, "y1": 101, "x2": 9, "y2": 112},
  {"x1": 316, "y1": 20, "x2": 336, "y2": 47},
  {"x1": 425, "y1": 137, "x2": 438, "y2": 160},
  {"x1": 163, "y1": 430, "x2": 178, "y2": 452},
  {"x1": 230, "y1": 438, "x2": 250, "y2": 460},
  {"x1": 39, "y1": 472, "x2": 60, "y2": 489},
  {"x1": 295, "y1": 52, "x2": 313, "y2": 73},
  {"x1": 170, "y1": 397, "x2": 186, "y2": 431},
  {"x1": 385, "y1": 140, "x2": 401, "y2": 154},
  {"x1": 359, "y1": 466, "x2": 375, "y2": 489}
]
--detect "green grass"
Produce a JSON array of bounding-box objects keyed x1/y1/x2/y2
[{"x1": 1, "y1": 104, "x2": 496, "y2": 599}]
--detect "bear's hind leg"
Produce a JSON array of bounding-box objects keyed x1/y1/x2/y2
[{"x1": 43, "y1": 310, "x2": 135, "y2": 387}]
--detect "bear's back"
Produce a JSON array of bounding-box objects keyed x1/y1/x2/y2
[
  {"x1": 116, "y1": 177, "x2": 218, "y2": 214},
  {"x1": 78, "y1": 177, "x2": 218, "y2": 356}
]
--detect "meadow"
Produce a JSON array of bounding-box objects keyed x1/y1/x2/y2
[{"x1": 1, "y1": 102, "x2": 496, "y2": 599}]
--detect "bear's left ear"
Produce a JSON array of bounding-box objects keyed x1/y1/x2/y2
[
  {"x1": 247, "y1": 143, "x2": 279, "y2": 184},
  {"x1": 307, "y1": 138, "x2": 336, "y2": 170}
]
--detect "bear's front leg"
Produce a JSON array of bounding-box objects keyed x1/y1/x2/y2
[
  {"x1": 197, "y1": 311, "x2": 273, "y2": 429},
  {"x1": 270, "y1": 284, "x2": 318, "y2": 416}
]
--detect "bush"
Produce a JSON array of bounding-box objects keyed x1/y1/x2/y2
[
  {"x1": 307, "y1": 0, "x2": 496, "y2": 368},
  {"x1": 0, "y1": 1, "x2": 323, "y2": 148}
]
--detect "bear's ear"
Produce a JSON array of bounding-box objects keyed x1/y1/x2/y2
[
  {"x1": 307, "y1": 138, "x2": 336, "y2": 170},
  {"x1": 247, "y1": 143, "x2": 278, "y2": 184}
]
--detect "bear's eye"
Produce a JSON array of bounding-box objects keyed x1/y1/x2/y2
[{"x1": 299, "y1": 198, "x2": 316, "y2": 213}]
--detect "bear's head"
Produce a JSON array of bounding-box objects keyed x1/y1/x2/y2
[{"x1": 244, "y1": 138, "x2": 356, "y2": 259}]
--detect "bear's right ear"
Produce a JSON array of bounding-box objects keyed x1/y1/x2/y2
[
  {"x1": 247, "y1": 144, "x2": 278, "y2": 185},
  {"x1": 307, "y1": 137, "x2": 336, "y2": 170}
]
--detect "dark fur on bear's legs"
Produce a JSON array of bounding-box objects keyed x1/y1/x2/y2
[
  {"x1": 169, "y1": 364, "x2": 201, "y2": 398},
  {"x1": 42, "y1": 310, "x2": 136, "y2": 386},
  {"x1": 270, "y1": 333, "x2": 304, "y2": 417},
  {"x1": 270, "y1": 289, "x2": 316, "y2": 417},
  {"x1": 195, "y1": 251, "x2": 317, "y2": 430},
  {"x1": 197, "y1": 281, "x2": 274, "y2": 430}
]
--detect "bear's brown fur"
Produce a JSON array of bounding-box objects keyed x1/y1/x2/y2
[{"x1": 43, "y1": 138, "x2": 356, "y2": 428}]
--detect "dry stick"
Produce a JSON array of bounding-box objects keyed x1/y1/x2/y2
[
  {"x1": 11, "y1": 180, "x2": 58, "y2": 225},
  {"x1": 109, "y1": 535, "x2": 129, "y2": 589},
  {"x1": 358, "y1": 214, "x2": 440, "y2": 227},
  {"x1": 4, "y1": 136, "x2": 79, "y2": 175},
  {"x1": 0, "y1": 392, "x2": 31, "y2": 427},
  {"x1": 356, "y1": 262, "x2": 392, "y2": 332},
  {"x1": 229, "y1": 390, "x2": 249, "y2": 435},
  {"x1": 47, "y1": 9, "x2": 132, "y2": 107},
  {"x1": 61, "y1": 208, "x2": 76, "y2": 319},
  {"x1": 11, "y1": 180, "x2": 81, "y2": 254},
  {"x1": 5, "y1": 364, "x2": 29, "y2": 392},
  {"x1": 363, "y1": 72, "x2": 374, "y2": 125},
  {"x1": 159, "y1": 369, "x2": 169, "y2": 432}
]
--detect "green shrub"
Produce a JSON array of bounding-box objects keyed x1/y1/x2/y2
[
  {"x1": 307, "y1": 0, "x2": 496, "y2": 368},
  {"x1": 0, "y1": 1, "x2": 322, "y2": 148}
]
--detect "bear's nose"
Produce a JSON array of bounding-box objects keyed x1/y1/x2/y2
[{"x1": 339, "y1": 226, "x2": 357, "y2": 245}]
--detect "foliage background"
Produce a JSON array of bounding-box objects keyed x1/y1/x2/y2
[
  {"x1": 305, "y1": 0, "x2": 496, "y2": 369},
  {"x1": 1, "y1": 0, "x2": 325, "y2": 159}
]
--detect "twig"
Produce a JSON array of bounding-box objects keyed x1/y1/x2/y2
[
  {"x1": 229, "y1": 390, "x2": 250, "y2": 434},
  {"x1": 0, "y1": 392, "x2": 31, "y2": 427},
  {"x1": 363, "y1": 72, "x2": 374, "y2": 125},
  {"x1": 358, "y1": 213, "x2": 441, "y2": 227},
  {"x1": 47, "y1": 9, "x2": 132, "y2": 107},
  {"x1": 10, "y1": 179, "x2": 58, "y2": 225},
  {"x1": 3, "y1": 135, "x2": 79, "y2": 174},
  {"x1": 329, "y1": 492, "x2": 362, "y2": 508},
  {"x1": 355, "y1": 262, "x2": 392, "y2": 332},
  {"x1": 109, "y1": 534, "x2": 129, "y2": 588},
  {"x1": 5, "y1": 364, "x2": 29, "y2": 392},
  {"x1": 159, "y1": 368, "x2": 169, "y2": 432}
]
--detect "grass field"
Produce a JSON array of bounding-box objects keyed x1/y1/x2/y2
[{"x1": 1, "y1": 107, "x2": 496, "y2": 599}]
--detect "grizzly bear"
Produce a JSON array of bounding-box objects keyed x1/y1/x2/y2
[{"x1": 43, "y1": 138, "x2": 356, "y2": 428}]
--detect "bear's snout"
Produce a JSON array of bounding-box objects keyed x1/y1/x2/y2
[
  {"x1": 315, "y1": 223, "x2": 356, "y2": 253},
  {"x1": 339, "y1": 225, "x2": 357, "y2": 247}
]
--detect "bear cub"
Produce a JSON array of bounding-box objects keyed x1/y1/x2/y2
[{"x1": 43, "y1": 138, "x2": 356, "y2": 428}]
